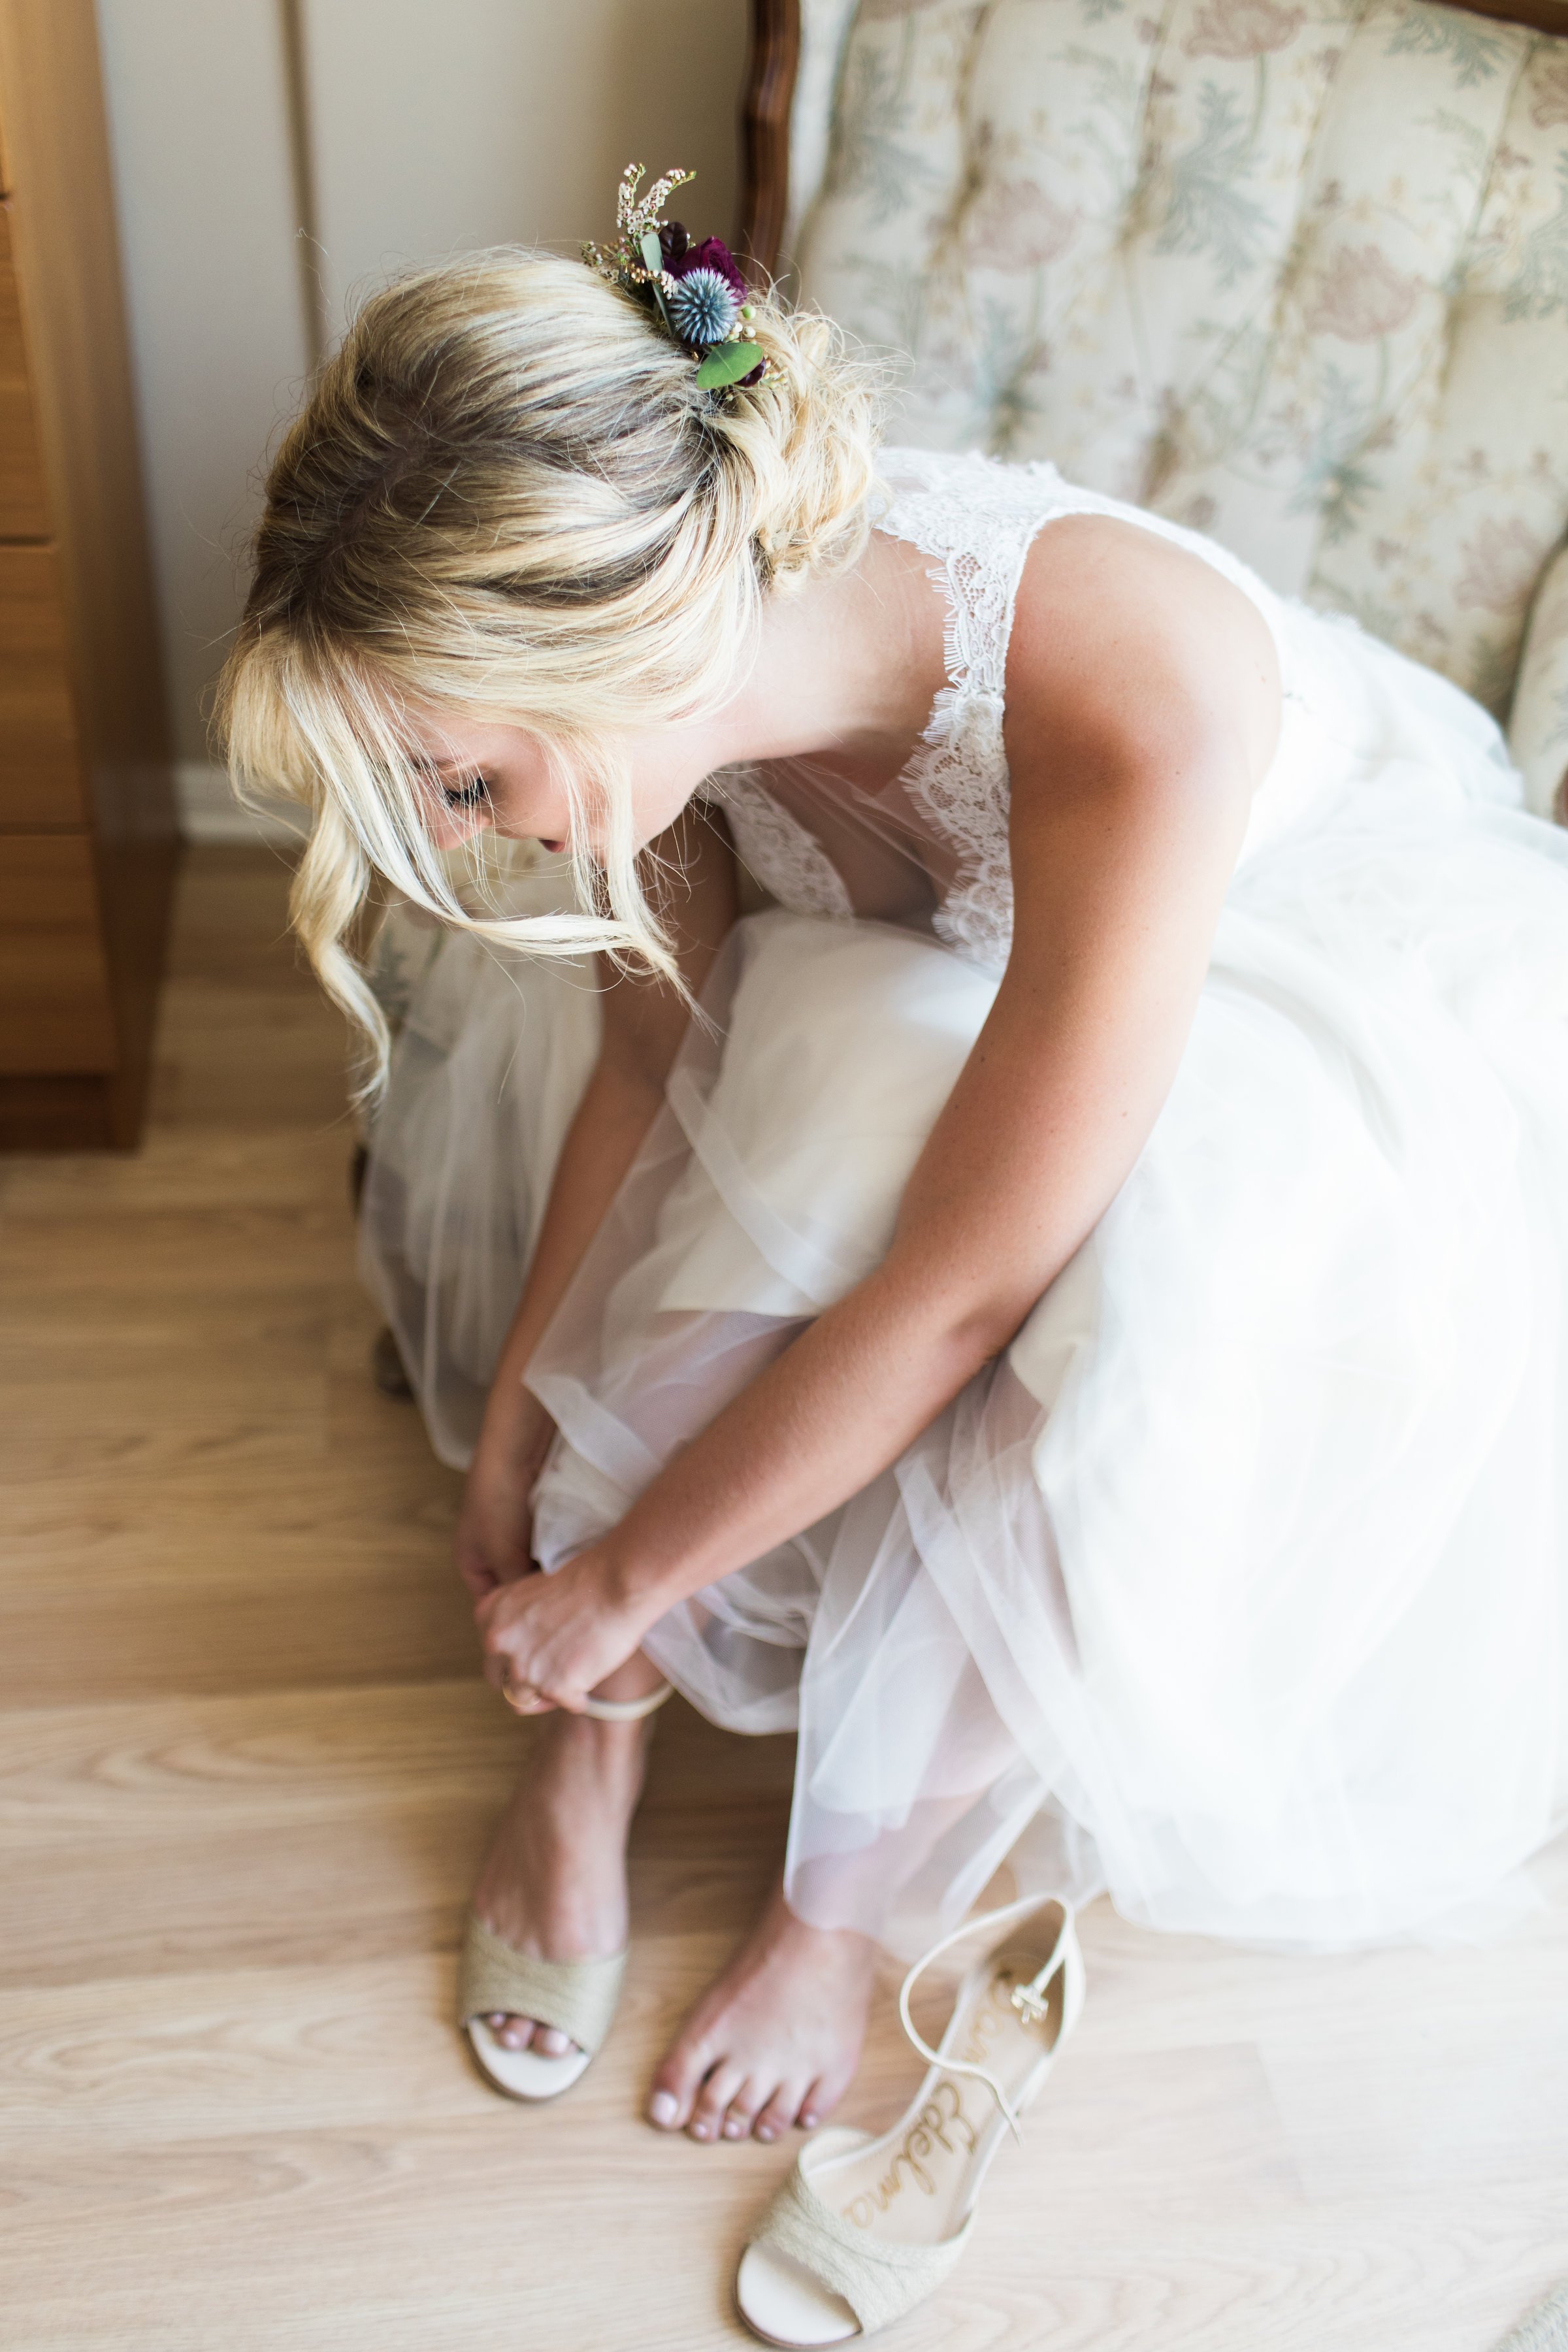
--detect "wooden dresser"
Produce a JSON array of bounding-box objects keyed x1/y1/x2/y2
[{"x1": 0, "y1": 0, "x2": 176, "y2": 1151}]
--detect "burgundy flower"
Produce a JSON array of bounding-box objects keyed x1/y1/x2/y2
[{"x1": 663, "y1": 226, "x2": 748, "y2": 299}]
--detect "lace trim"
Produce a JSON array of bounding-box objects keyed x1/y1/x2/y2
[
  {"x1": 879, "y1": 450, "x2": 1066, "y2": 970},
  {"x1": 705, "y1": 452, "x2": 1078, "y2": 955},
  {"x1": 713, "y1": 766, "x2": 855, "y2": 921}
]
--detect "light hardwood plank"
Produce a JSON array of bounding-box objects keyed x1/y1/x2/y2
[{"x1": 0, "y1": 1125, "x2": 350, "y2": 1214}]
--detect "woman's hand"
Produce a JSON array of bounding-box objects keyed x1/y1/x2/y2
[
  {"x1": 476, "y1": 1546, "x2": 653, "y2": 1715},
  {"x1": 454, "y1": 1388, "x2": 558, "y2": 1601}
]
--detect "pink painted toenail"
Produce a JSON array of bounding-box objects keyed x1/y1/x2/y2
[
  {"x1": 723, "y1": 2119, "x2": 744, "y2": 2138},
  {"x1": 649, "y1": 2091, "x2": 678, "y2": 2127},
  {"x1": 800, "y1": 2114, "x2": 819, "y2": 2129}
]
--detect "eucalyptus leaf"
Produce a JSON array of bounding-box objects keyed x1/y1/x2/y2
[
  {"x1": 639, "y1": 229, "x2": 664, "y2": 277},
  {"x1": 694, "y1": 341, "x2": 762, "y2": 390}
]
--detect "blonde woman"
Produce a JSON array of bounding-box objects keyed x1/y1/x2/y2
[{"x1": 224, "y1": 171, "x2": 1568, "y2": 2341}]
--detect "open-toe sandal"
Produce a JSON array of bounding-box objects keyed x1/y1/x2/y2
[
  {"x1": 736, "y1": 1892, "x2": 1084, "y2": 2344},
  {"x1": 458, "y1": 1678, "x2": 673, "y2": 2103}
]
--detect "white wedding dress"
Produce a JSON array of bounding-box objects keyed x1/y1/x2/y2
[{"x1": 363, "y1": 447, "x2": 1568, "y2": 1959}]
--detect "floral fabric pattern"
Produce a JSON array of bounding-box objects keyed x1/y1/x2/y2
[{"x1": 792, "y1": 0, "x2": 1568, "y2": 761}]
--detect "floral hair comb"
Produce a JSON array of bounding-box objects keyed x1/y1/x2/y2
[{"x1": 583, "y1": 163, "x2": 765, "y2": 391}]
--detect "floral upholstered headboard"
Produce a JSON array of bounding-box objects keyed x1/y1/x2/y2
[{"x1": 742, "y1": 0, "x2": 1568, "y2": 813}]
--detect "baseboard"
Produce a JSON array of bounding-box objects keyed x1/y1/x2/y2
[{"x1": 176, "y1": 760, "x2": 309, "y2": 845}]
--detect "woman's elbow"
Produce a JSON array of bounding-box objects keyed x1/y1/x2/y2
[{"x1": 878, "y1": 1253, "x2": 1041, "y2": 1381}]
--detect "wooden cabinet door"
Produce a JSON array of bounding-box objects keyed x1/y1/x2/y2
[
  {"x1": 0, "y1": 832, "x2": 116, "y2": 1070},
  {"x1": 0, "y1": 199, "x2": 47, "y2": 537},
  {"x1": 0, "y1": 544, "x2": 86, "y2": 826}
]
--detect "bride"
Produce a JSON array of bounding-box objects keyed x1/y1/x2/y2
[{"x1": 223, "y1": 167, "x2": 1568, "y2": 2338}]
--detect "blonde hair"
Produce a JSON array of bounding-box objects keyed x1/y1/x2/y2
[{"x1": 216, "y1": 246, "x2": 880, "y2": 1088}]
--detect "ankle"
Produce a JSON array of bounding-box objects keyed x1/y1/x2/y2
[
  {"x1": 768, "y1": 1876, "x2": 875, "y2": 1946},
  {"x1": 539, "y1": 1707, "x2": 651, "y2": 1791},
  {"x1": 589, "y1": 1653, "x2": 668, "y2": 1707}
]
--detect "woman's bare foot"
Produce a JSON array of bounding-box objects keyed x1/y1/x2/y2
[
  {"x1": 471, "y1": 1703, "x2": 651, "y2": 2057},
  {"x1": 647, "y1": 1877, "x2": 878, "y2": 2143}
]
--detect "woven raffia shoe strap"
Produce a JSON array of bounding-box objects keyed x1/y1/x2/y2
[
  {"x1": 751, "y1": 2156, "x2": 973, "y2": 2336},
  {"x1": 457, "y1": 1914, "x2": 626, "y2": 2055}
]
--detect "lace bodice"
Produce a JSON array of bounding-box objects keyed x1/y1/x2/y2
[
  {"x1": 886, "y1": 448, "x2": 1060, "y2": 965},
  {"x1": 711, "y1": 445, "x2": 1309, "y2": 969},
  {"x1": 713, "y1": 767, "x2": 855, "y2": 921},
  {"x1": 713, "y1": 447, "x2": 1089, "y2": 970}
]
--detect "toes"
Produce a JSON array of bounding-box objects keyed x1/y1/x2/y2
[
  {"x1": 688, "y1": 2062, "x2": 745, "y2": 2143},
  {"x1": 480, "y1": 2014, "x2": 583, "y2": 2061},
  {"x1": 798, "y1": 2072, "x2": 847, "y2": 2132},
  {"x1": 721, "y1": 2076, "x2": 769, "y2": 2141},
  {"x1": 647, "y1": 2038, "x2": 713, "y2": 2132},
  {"x1": 752, "y1": 2080, "x2": 807, "y2": 2143}
]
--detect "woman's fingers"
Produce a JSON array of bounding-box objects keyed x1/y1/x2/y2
[
  {"x1": 502, "y1": 1676, "x2": 559, "y2": 1716},
  {"x1": 481, "y1": 1627, "x2": 542, "y2": 1705},
  {"x1": 475, "y1": 1548, "x2": 638, "y2": 1721},
  {"x1": 491, "y1": 1552, "x2": 538, "y2": 1587},
  {"x1": 479, "y1": 1612, "x2": 573, "y2": 1716}
]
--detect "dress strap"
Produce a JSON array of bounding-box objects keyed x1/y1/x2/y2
[{"x1": 874, "y1": 447, "x2": 1079, "y2": 969}]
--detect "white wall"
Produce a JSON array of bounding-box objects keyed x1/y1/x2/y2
[
  {"x1": 94, "y1": 0, "x2": 747, "y2": 833},
  {"x1": 95, "y1": 0, "x2": 311, "y2": 804},
  {"x1": 304, "y1": 0, "x2": 747, "y2": 333}
]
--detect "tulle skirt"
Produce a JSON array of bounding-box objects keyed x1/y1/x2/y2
[{"x1": 363, "y1": 658, "x2": 1568, "y2": 1961}]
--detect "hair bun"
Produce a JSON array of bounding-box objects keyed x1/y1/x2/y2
[{"x1": 700, "y1": 301, "x2": 882, "y2": 592}]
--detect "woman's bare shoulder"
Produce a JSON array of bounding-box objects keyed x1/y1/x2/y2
[{"x1": 1006, "y1": 511, "x2": 1281, "y2": 795}]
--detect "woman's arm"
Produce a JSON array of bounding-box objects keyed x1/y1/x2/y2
[
  {"x1": 454, "y1": 806, "x2": 738, "y2": 1595},
  {"x1": 478, "y1": 520, "x2": 1281, "y2": 1696}
]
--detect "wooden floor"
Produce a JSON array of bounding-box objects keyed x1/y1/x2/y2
[{"x1": 2, "y1": 845, "x2": 1565, "y2": 2352}]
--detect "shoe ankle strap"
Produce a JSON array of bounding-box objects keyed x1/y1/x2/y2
[
  {"x1": 896, "y1": 1894, "x2": 1076, "y2": 2142},
  {"x1": 578, "y1": 1679, "x2": 674, "y2": 1722}
]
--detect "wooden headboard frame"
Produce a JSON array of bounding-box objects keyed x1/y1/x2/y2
[{"x1": 738, "y1": 0, "x2": 1568, "y2": 276}]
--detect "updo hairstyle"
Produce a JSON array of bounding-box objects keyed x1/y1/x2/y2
[{"x1": 217, "y1": 248, "x2": 880, "y2": 1086}]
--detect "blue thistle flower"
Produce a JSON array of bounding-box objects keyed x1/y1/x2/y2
[{"x1": 666, "y1": 267, "x2": 738, "y2": 349}]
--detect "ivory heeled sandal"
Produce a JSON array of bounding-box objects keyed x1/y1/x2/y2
[
  {"x1": 458, "y1": 1678, "x2": 674, "y2": 2103},
  {"x1": 736, "y1": 1894, "x2": 1085, "y2": 2345}
]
